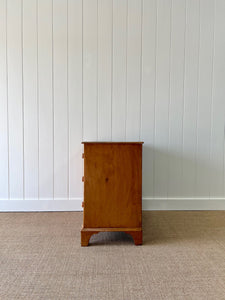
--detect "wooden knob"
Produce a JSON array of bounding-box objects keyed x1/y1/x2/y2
[
  {"x1": 82, "y1": 176, "x2": 85, "y2": 182},
  {"x1": 82, "y1": 153, "x2": 84, "y2": 159},
  {"x1": 82, "y1": 201, "x2": 84, "y2": 208}
]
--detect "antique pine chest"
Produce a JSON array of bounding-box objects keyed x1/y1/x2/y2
[{"x1": 81, "y1": 142, "x2": 143, "y2": 246}]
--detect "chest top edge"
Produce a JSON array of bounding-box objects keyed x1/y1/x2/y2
[{"x1": 82, "y1": 141, "x2": 144, "y2": 145}]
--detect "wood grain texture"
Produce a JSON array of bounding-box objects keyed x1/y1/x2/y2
[{"x1": 81, "y1": 142, "x2": 143, "y2": 246}]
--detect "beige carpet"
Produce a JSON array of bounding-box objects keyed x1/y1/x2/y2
[{"x1": 0, "y1": 211, "x2": 225, "y2": 300}]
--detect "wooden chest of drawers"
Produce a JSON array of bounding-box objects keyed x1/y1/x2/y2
[{"x1": 81, "y1": 142, "x2": 143, "y2": 246}]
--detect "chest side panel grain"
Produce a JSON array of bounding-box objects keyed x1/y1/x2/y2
[{"x1": 83, "y1": 143, "x2": 142, "y2": 228}]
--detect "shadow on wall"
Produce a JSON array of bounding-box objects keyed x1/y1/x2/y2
[{"x1": 142, "y1": 144, "x2": 220, "y2": 199}]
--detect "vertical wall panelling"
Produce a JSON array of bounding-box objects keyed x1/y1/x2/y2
[
  {"x1": 182, "y1": 0, "x2": 200, "y2": 197},
  {"x1": 2, "y1": 0, "x2": 225, "y2": 210},
  {"x1": 38, "y1": 0, "x2": 54, "y2": 199},
  {"x1": 210, "y1": 0, "x2": 225, "y2": 197},
  {"x1": 111, "y1": 0, "x2": 127, "y2": 141},
  {"x1": 23, "y1": 0, "x2": 38, "y2": 199},
  {"x1": 68, "y1": 0, "x2": 83, "y2": 199},
  {"x1": 126, "y1": 0, "x2": 142, "y2": 141},
  {"x1": 83, "y1": 0, "x2": 98, "y2": 141},
  {"x1": 7, "y1": 0, "x2": 24, "y2": 199},
  {"x1": 98, "y1": 0, "x2": 112, "y2": 141},
  {"x1": 53, "y1": 0, "x2": 68, "y2": 198},
  {"x1": 0, "y1": 0, "x2": 8, "y2": 199},
  {"x1": 140, "y1": 0, "x2": 156, "y2": 198},
  {"x1": 168, "y1": 0, "x2": 186, "y2": 197},
  {"x1": 154, "y1": 0, "x2": 172, "y2": 198},
  {"x1": 196, "y1": 0, "x2": 214, "y2": 197}
]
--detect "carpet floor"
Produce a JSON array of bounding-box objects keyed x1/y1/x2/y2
[{"x1": 0, "y1": 211, "x2": 225, "y2": 300}]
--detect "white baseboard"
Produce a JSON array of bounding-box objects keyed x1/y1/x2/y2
[
  {"x1": 0, "y1": 199, "x2": 83, "y2": 212},
  {"x1": 142, "y1": 198, "x2": 225, "y2": 210},
  {"x1": 0, "y1": 198, "x2": 225, "y2": 212}
]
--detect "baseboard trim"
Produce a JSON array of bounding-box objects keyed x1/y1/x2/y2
[
  {"x1": 0, "y1": 198, "x2": 225, "y2": 212},
  {"x1": 142, "y1": 198, "x2": 225, "y2": 210},
  {"x1": 0, "y1": 199, "x2": 83, "y2": 212}
]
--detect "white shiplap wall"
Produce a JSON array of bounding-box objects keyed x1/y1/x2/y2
[{"x1": 1, "y1": 0, "x2": 225, "y2": 211}]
